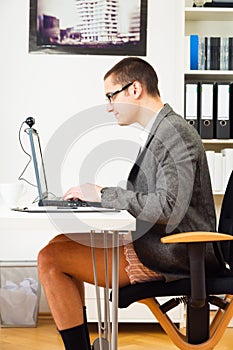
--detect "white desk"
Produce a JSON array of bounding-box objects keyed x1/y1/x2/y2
[{"x1": 0, "y1": 207, "x2": 136, "y2": 350}]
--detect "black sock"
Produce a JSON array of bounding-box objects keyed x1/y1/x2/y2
[
  {"x1": 83, "y1": 306, "x2": 91, "y2": 350},
  {"x1": 59, "y1": 323, "x2": 89, "y2": 350}
]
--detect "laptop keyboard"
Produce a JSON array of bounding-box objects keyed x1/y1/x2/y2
[{"x1": 38, "y1": 198, "x2": 102, "y2": 208}]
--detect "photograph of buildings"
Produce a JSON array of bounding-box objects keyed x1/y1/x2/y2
[{"x1": 29, "y1": 0, "x2": 147, "y2": 55}]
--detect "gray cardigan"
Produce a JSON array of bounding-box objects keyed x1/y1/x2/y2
[{"x1": 101, "y1": 104, "x2": 220, "y2": 281}]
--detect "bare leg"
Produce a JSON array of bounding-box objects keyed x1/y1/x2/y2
[{"x1": 38, "y1": 233, "x2": 130, "y2": 331}]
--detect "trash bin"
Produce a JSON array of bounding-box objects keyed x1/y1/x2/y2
[{"x1": 0, "y1": 261, "x2": 41, "y2": 327}]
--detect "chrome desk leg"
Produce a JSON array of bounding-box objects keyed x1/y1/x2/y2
[
  {"x1": 111, "y1": 231, "x2": 119, "y2": 350},
  {"x1": 90, "y1": 230, "x2": 119, "y2": 350},
  {"x1": 90, "y1": 230, "x2": 103, "y2": 350},
  {"x1": 103, "y1": 231, "x2": 111, "y2": 344}
]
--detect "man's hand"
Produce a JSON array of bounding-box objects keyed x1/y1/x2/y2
[{"x1": 63, "y1": 183, "x2": 103, "y2": 202}]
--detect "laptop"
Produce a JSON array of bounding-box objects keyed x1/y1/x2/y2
[{"x1": 16, "y1": 127, "x2": 117, "y2": 212}]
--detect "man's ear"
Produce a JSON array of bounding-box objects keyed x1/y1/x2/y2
[{"x1": 131, "y1": 81, "x2": 143, "y2": 99}]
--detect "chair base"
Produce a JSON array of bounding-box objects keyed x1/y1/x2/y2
[{"x1": 139, "y1": 294, "x2": 233, "y2": 350}]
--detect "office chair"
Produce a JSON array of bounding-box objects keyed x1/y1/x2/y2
[{"x1": 118, "y1": 171, "x2": 233, "y2": 349}]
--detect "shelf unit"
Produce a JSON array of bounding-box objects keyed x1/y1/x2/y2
[{"x1": 184, "y1": 2, "x2": 233, "y2": 219}]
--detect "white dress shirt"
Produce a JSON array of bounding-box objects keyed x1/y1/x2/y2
[{"x1": 138, "y1": 108, "x2": 162, "y2": 154}]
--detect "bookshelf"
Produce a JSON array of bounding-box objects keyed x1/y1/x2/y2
[{"x1": 184, "y1": 1, "x2": 233, "y2": 217}]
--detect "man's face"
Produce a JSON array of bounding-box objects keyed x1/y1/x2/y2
[{"x1": 104, "y1": 76, "x2": 139, "y2": 126}]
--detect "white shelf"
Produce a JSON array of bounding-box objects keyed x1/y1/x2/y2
[
  {"x1": 185, "y1": 71, "x2": 233, "y2": 81},
  {"x1": 202, "y1": 139, "x2": 233, "y2": 144},
  {"x1": 185, "y1": 7, "x2": 233, "y2": 21},
  {"x1": 185, "y1": 70, "x2": 233, "y2": 76}
]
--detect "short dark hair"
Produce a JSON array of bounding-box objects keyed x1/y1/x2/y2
[{"x1": 104, "y1": 57, "x2": 160, "y2": 97}]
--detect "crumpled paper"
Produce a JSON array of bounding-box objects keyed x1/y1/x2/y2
[{"x1": 0, "y1": 278, "x2": 39, "y2": 325}]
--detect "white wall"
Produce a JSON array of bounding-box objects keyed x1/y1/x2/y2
[{"x1": 0, "y1": 0, "x2": 184, "y2": 192}]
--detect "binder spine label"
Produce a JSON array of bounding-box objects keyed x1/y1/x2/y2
[
  {"x1": 185, "y1": 84, "x2": 198, "y2": 119},
  {"x1": 217, "y1": 85, "x2": 230, "y2": 121},
  {"x1": 201, "y1": 84, "x2": 213, "y2": 119}
]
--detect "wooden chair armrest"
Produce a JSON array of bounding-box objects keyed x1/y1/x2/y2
[{"x1": 161, "y1": 231, "x2": 233, "y2": 244}]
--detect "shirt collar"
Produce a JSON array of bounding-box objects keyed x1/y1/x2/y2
[{"x1": 139, "y1": 108, "x2": 162, "y2": 148}]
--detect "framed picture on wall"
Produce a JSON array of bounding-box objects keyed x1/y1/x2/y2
[{"x1": 29, "y1": 0, "x2": 148, "y2": 56}]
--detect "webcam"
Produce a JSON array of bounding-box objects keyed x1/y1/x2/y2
[{"x1": 25, "y1": 117, "x2": 35, "y2": 128}]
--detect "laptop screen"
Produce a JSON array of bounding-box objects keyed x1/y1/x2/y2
[{"x1": 27, "y1": 128, "x2": 48, "y2": 200}]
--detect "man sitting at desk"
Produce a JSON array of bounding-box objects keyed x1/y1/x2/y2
[{"x1": 38, "y1": 57, "x2": 220, "y2": 350}]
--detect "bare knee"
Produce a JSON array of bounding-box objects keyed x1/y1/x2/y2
[
  {"x1": 49, "y1": 233, "x2": 71, "y2": 244},
  {"x1": 37, "y1": 242, "x2": 60, "y2": 281},
  {"x1": 37, "y1": 235, "x2": 73, "y2": 278}
]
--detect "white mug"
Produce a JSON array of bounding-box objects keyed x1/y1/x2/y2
[
  {"x1": 0, "y1": 182, "x2": 26, "y2": 207},
  {"x1": 193, "y1": 0, "x2": 206, "y2": 6}
]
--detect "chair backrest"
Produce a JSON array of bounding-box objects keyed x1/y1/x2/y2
[{"x1": 217, "y1": 171, "x2": 233, "y2": 271}]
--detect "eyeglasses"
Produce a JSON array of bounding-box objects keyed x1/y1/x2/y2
[{"x1": 105, "y1": 82, "x2": 134, "y2": 103}]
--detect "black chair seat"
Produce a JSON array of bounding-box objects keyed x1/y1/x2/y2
[{"x1": 117, "y1": 276, "x2": 233, "y2": 308}]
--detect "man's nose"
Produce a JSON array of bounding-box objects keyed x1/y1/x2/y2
[{"x1": 107, "y1": 102, "x2": 113, "y2": 113}]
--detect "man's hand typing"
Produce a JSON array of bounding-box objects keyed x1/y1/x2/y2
[{"x1": 63, "y1": 183, "x2": 103, "y2": 202}]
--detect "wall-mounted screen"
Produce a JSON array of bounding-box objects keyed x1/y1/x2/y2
[{"x1": 29, "y1": 0, "x2": 148, "y2": 56}]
